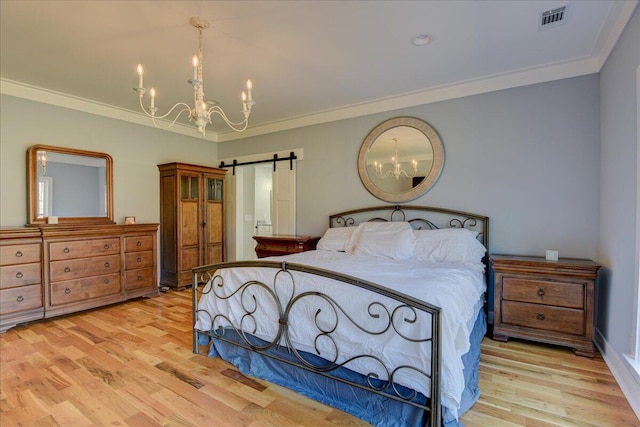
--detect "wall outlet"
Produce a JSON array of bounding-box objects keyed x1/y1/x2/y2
[{"x1": 545, "y1": 250, "x2": 559, "y2": 261}]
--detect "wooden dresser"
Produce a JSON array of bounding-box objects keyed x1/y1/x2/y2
[
  {"x1": 491, "y1": 255, "x2": 600, "y2": 357},
  {"x1": 0, "y1": 224, "x2": 158, "y2": 332},
  {"x1": 253, "y1": 235, "x2": 321, "y2": 258}
]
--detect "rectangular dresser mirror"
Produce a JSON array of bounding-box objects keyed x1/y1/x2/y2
[{"x1": 27, "y1": 145, "x2": 114, "y2": 225}]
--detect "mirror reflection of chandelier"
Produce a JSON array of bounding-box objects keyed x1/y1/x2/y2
[
  {"x1": 133, "y1": 17, "x2": 255, "y2": 136},
  {"x1": 38, "y1": 151, "x2": 47, "y2": 175},
  {"x1": 373, "y1": 138, "x2": 418, "y2": 180}
]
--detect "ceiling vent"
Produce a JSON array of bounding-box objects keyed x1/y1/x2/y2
[{"x1": 538, "y1": 5, "x2": 569, "y2": 31}]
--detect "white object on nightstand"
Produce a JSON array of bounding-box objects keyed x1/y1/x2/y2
[{"x1": 545, "y1": 250, "x2": 558, "y2": 261}]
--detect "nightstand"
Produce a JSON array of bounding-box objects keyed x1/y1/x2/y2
[
  {"x1": 253, "y1": 235, "x2": 321, "y2": 258},
  {"x1": 491, "y1": 255, "x2": 601, "y2": 357}
]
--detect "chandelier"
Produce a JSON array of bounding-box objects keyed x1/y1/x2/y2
[
  {"x1": 133, "y1": 17, "x2": 255, "y2": 136},
  {"x1": 373, "y1": 138, "x2": 418, "y2": 180}
]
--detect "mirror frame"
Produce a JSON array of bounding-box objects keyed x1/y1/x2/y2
[
  {"x1": 27, "y1": 144, "x2": 115, "y2": 225},
  {"x1": 358, "y1": 117, "x2": 444, "y2": 203}
]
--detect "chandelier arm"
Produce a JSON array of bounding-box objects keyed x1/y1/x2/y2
[
  {"x1": 137, "y1": 95, "x2": 193, "y2": 121},
  {"x1": 150, "y1": 107, "x2": 193, "y2": 129},
  {"x1": 207, "y1": 106, "x2": 250, "y2": 132}
]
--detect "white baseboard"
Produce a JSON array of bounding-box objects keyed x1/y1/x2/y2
[{"x1": 594, "y1": 328, "x2": 640, "y2": 422}]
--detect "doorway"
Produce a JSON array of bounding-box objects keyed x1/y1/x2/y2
[{"x1": 223, "y1": 151, "x2": 298, "y2": 261}]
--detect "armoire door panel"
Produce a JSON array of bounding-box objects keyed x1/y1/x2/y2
[
  {"x1": 206, "y1": 202, "x2": 223, "y2": 244},
  {"x1": 181, "y1": 201, "x2": 199, "y2": 246}
]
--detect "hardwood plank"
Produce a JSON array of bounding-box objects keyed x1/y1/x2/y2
[{"x1": 0, "y1": 290, "x2": 637, "y2": 427}]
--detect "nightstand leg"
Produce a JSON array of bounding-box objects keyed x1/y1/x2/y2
[
  {"x1": 574, "y1": 346, "x2": 595, "y2": 358},
  {"x1": 492, "y1": 334, "x2": 509, "y2": 342}
]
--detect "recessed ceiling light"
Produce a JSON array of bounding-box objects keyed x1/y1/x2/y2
[{"x1": 411, "y1": 34, "x2": 432, "y2": 46}]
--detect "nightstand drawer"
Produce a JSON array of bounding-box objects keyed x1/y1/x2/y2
[
  {"x1": 258, "y1": 242, "x2": 300, "y2": 254},
  {"x1": 502, "y1": 277, "x2": 584, "y2": 309},
  {"x1": 253, "y1": 235, "x2": 321, "y2": 259},
  {"x1": 502, "y1": 301, "x2": 585, "y2": 335}
]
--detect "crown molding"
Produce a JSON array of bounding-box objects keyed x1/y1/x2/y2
[
  {"x1": 215, "y1": 55, "x2": 602, "y2": 142},
  {"x1": 0, "y1": 79, "x2": 217, "y2": 142},
  {"x1": 0, "y1": 29, "x2": 622, "y2": 144}
]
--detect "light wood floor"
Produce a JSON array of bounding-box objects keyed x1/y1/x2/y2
[{"x1": 1, "y1": 290, "x2": 637, "y2": 427}]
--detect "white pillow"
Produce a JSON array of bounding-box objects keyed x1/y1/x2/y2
[
  {"x1": 346, "y1": 221, "x2": 415, "y2": 260},
  {"x1": 316, "y1": 227, "x2": 356, "y2": 251},
  {"x1": 413, "y1": 228, "x2": 486, "y2": 265}
]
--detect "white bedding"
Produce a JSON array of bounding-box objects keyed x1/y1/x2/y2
[{"x1": 195, "y1": 250, "x2": 486, "y2": 418}]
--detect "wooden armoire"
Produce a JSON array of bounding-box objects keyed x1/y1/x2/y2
[{"x1": 158, "y1": 163, "x2": 226, "y2": 288}]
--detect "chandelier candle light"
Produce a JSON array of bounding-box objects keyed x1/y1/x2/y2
[
  {"x1": 373, "y1": 138, "x2": 418, "y2": 180},
  {"x1": 134, "y1": 17, "x2": 255, "y2": 136}
]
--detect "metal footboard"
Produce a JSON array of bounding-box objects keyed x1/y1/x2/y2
[{"x1": 192, "y1": 260, "x2": 442, "y2": 427}]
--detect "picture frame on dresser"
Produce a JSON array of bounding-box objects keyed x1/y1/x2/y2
[{"x1": 490, "y1": 254, "x2": 601, "y2": 357}]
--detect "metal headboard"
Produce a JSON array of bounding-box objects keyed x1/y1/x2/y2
[{"x1": 329, "y1": 204, "x2": 489, "y2": 254}]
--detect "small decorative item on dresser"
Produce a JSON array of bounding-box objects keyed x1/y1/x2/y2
[
  {"x1": 124, "y1": 216, "x2": 136, "y2": 225},
  {"x1": 253, "y1": 235, "x2": 321, "y2": 258},
  {"x1": 490, "y1": 255, "x2": 601, "y2": 357}
]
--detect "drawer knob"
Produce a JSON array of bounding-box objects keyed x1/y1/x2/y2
[
  {"x1": 136, "y1": 241, "x2": 142, "y2": 246},
  {"x1": 64, "y1": 288, "x2": 71, "y2": 294},
  {"x1": 16, "y1": 295, "x2": 24, "y2": 303},
  {"x1": 137, "y1": 275, "x2": 143, "y2": 281},
  {"x1": 104, "y1": 261, "x2": 110, "y2": 268},
  {"x1": 16, "y1": 272, "x2": 23, "y2": 279},
  {"x1": 63, "y1": 247, "x2": 70, "y2": 253},
  {"x1": 537, "y1": 288, "x2": 545, "y2": 297},
  {"x1": 137, "y1": 257, "x2": 142, "y2": 263},
  {"x1": 15, "y1": 250, "x2": 23, "y2": 258},
  {"x1": 537, "y1": 313, "x2": 545, "y2": 321},
  {"x1": 104, "y1": 244, "x2": 110, "y2": 249},
  {"x1": 104, "y1": 279, "x2": 110, "y2": 284},
  {"x1": 64, "y1": 267, "x2": 71, "y2": 273}
]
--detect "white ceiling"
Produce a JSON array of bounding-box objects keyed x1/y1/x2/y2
[{"x1": 0, "y1": 1, "x2": 637, "y2": 142}]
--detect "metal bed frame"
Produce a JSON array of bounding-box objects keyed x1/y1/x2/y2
[{"x1": 192, "y1": 205, "x2": 489, "y2": 427}]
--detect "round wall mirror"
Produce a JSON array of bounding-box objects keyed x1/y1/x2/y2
[{"x1": 358, "y1": 117, "x2": 444, "y2": 202}]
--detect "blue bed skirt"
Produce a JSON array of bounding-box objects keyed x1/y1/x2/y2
[{"x1": 198, "y1": 308, "x2": 486, "y2": 427}]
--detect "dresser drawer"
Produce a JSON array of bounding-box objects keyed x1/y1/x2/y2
[
  {"x1": 50, "y1": 254, "x2": 120, "y2": 282},
  {"x1": 125, "y1": 268, "x2": 154, "y2": 291},
  {"x1": 125, "y1": 250, "x2": 153, "y2": 270},
  {"x1": 0, "y1": 263, "x2": 41, "y2": 289},
  {"x1": 124, "y1": 235, "x2": 153, "y2": 252},
  {"x1": 502, "y1": 277, "x2": 584, "y2": 309},
  {"x1": 502, "y1": 300, "x2": 585, "y2": 336},
  {"x1": 49, "y1": 238, "x2": 120, "y2": 261},
  {"x1": 50, "y1": 273, "x2": 121, "y2": 305},
  {"x1": 0, "y1": 244, "x2": 41, "y2": 266},
  {"x1": 0, "y1": 284, "x2": 43, "y2": 314}
]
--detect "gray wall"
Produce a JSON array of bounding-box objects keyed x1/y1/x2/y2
[
  {"x1": 0, "y1": 95, "x2": 218, "y2": 226},
  {"x1": 219, "y1": 75, "x2": 602, "y2": 263},
  {"x1": 598, "y1": 4, "x2": 640, "y2": 410}
]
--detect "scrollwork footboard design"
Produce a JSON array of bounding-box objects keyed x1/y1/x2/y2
[{"x1": 192, "y1": 260, "x2": 442, "y2": 427}]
